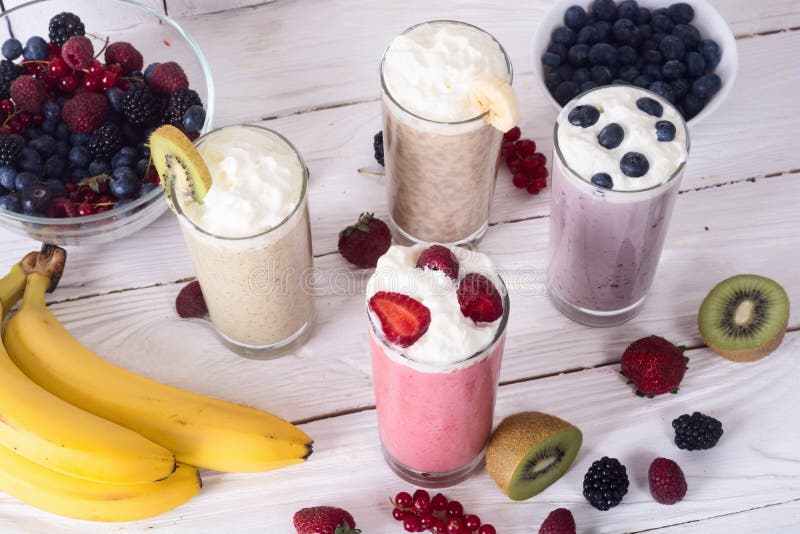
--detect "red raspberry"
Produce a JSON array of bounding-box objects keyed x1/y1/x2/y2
[
  {"x1": 60, "y1": 92, "x2": 109, "y2": 133},
  {"x1": 456, "y1": 273, "x2": 504, "y2": 323},
  {"x1": 620, "y1": 335, "x2": 688, "y2": 397},
  {"x1": 337, "y1": 212, "x2": 391, "y2": 268},
  {"x1": 368, "y1": 291, "x2": 431, "y2": 348},
  {"x1": 9, "y1": 75, "x2": 48, "y2": 113},
  {"x1": 148, "y1": 61, "x2": 189, "y2": 94},
  {"x1": 416, "y1": 244, "x2": 459, "y2": 280},
  {"x1": 648, "y1": 458, "x2": 687, "y2": 505},
  {"x1": 175, "y1": 280, "x2": 208, "y2": 318},
  {"x1": 539, "y1": 508, "x2": 576, "y2": 534},
  {"x1": 61, "y1": 35, "x2": 94, "y2": 70},
  {"x1": 104, "y1": 41, "x2": 144, "y2": 74}
]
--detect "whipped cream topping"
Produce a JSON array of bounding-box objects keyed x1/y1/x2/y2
[
  {"x1": 382, "y1": 21, "x2": 509, "y2": 122},
  {"x1": 366, "y1": 244, "x2": 505, "y2": 366},
  {"x1": 557, "y1": 86, "x2": 688, "y2": 192},
  {"x1": 179, "y1": 126, "x2": 303, "y2": 238}
]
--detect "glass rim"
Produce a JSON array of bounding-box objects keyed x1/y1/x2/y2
[
  {"x1": 171, "y1": 124, "x2": 309, "y2": 241},
  {"x1": 0, "y1": 0, "x2": 215, "y2": 226},
  {"x1": 367, "y1": 274, "x2": 511, "y2": 371},
  {"x1": 379, "y1": 19, "x2": 514, "y2": 126},
  {"x1": 553, "y1": 85, "x2": 691, "y2": 195}
]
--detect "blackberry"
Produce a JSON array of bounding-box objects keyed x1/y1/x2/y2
[
  {"x1": 163, "y1": 88, "x2": 202, "y2": 127},
  {"x1": 87, "y1": 123, "x2": 122, "y2": 162},
  {"x1": 583, "y1": 456, "x2": 629, "y2": 510},
  {"x1": 673, "y1": 412, "x2": 723, "y2": 450},
  {"x1": 0, "y1": 59, "x2": 24, "y2": 100},
  {"x1": 48, "y1": 12, "x2": 85, "y2": 47},
  {"x1": 373, "y1": 131, "x2": 384, "y2": 166},
  {"x1": 122, "y1": 85, "x2": 160, "y2": 126},
  {"x1": 0, "y1": 135, "x2": 23, "y2": 166}
]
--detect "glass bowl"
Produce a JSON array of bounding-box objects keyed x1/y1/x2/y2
[{"x1": 0, "y1": 0, "x2": 214, "y2": 245}]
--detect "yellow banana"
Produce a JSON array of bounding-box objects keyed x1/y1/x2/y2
[
  {"x1": 0, "y1": 266, "x2": 177, "y2": 485},
  {"x1": 0, "y1": 445, "x2": 200, "y2": 523},
  {"x1": 4, "y1": 271, "x2": 313, "y2": 473}
]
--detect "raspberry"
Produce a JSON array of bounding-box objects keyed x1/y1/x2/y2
[
  {"x1": 456, "y1": 273, "x2": 504, "y2": 323},
  {"x1": 416, "y1": 244, "x2": 459, "y2": 280},
  {"x1": 9, "y1": 75, "x2": 48, "y2": 113},
  {"x1": 122, "y1": 84, "x2": 160, "y2": 126},
  {"x1": 672, "y1": 412, "x2": 723, "y2": 450},
  {"x1": 147, "y1": 61, "x2": 189, "y2": 94},
  {"x1": 583, "y1": 456, "x2": 629, "y2": 510},
  {"x1": 48, "y1": 12, "x2": 85, "y2": 47},
  {"x1": 368, "y1": 291, "x2": 431, "y2": 348},
  {"x1": 337, "y1": 212, "x2": 391, "y2": 268},
  {"x1": 620, "y1": 336, "x2": 688, "y2": 397},
  {"x1": 104, "y1": 41, "x2": 143, "y2": 74},
  {"x1": 0, "y1": 59, "x2": 24, "y2": 100},
  {"x1": 61, "y1": 92, "x2": 109, "y2": 133},
  {"x1": 175, "y1": 281, "x2": 208, "y2": 318},
  {"x1": 87, "y1": 122, "x2": 122, "y2": 161},
  {"x1": 373, "y1": 131, "x2": 384, "y2": 166},
  {"x1": 163, "y1": 87, "x2": 201, "y2": 127},
  {"x1": 60, "y1": 35, "x2": 93, "y2": 70},
  {"x1": 648, "y1": 458, "x2": 687, "y2": 505},
  {"x1": 539, "y1": 508, "x2": 576, "y2": 534},
  {"x1": 0, "y1": 135, "x2": 23, "y2": 166}
]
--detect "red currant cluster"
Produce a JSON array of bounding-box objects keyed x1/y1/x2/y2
[
  {"x1": 24, "y1": 48, "x2": 129, "y2": 95},
  {"x1": 502, "y1": 126, "x2": 548, "y2": 195},
  {"x1": 0, "y1": 99, "x2": 42, "y2": 134},
  {"x1": 391, "y1": 489, "x2": 496, "y2": 534}
]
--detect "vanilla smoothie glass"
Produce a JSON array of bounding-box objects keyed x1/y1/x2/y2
[
  {"x1": 379, "y1": 21, "x2": 513, "y2": 246},
  {"x1": 548, "y1": 86, "x2": 690, "y2": 327},
  {"x1": 367, "y1": 245, "x2": 509, "y2": 487},
  {"x1": 172, "y1": 125, "x2": 314, "y2": 357}
]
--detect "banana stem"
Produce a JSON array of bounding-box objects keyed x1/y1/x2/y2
[
  {"x1": 20, "y1": 274, "x2": 49, "y2": 310},
  {"x1": 0, "y1": 264, "x2": 27, "y2": 319}
]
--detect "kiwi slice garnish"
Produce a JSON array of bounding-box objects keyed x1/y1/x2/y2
[
  {"x1": 698, "y1": 274, "x2": 790, "y2": 362},
  {"x1": 148, "y1": 125, "x2": 212, "y2": 210},
  {"x1": 485, "y1": 411, "x2": 582, "y2": 501}
]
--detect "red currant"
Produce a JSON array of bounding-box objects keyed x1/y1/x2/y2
[
  {"x1": 419, "y1": 513, "x2": 435, "y2": 529},
  {"x1": 403, "y1": 514, "x2": 420, "y2": 532},
  {"x1": 446, "y1": 516, "x2": 464, "y2": 533},
  {"x1": 83, "y1": 75, "x2": 102, "y2": 92},
  {"x1": 0, "y1": 99, "x2": 14, "y2": 114},
  {"x1": 478, "y1": 525, "x2": 496, "y2": 534},
  {"x1": 501, "y1": 141, "x2": 516, "y2": 157},
  {"x1": 107, "y1": 63, "x2": 123, "y2": 75},
  {"x1": 392, "y1": 508, "x2": 404, "y2": 521},
  {"x1": 18, "y1": 113, "x2": 32, "y2": 125},
  {"x1": 512, "y1": 172, "x2": 529, "y2": 189},
  {"x1": 430, "y1": 520, "x2": 445, "y2": 534},
  {"x1": 430, "y1": 493, "x2": 448, "y2": 511},
  {"x1": 516, "y1": 139, "x2": 537, "y2": 157},
  {"x1": 101, "y1": 70, "x2": 118, "y2": 89},
  {"x1": 0, "y1": 126, "x2": 10, "y2": 135},
  {"x1": 526, "y1": 183, "x2": 541, "y2": 195},
  {"x1": 48, "y1": 43, "x2": 61, "y2": 57},
  {"x1": 7, "y1": 120, "x2": 23, "y2": 133},
  {"x1": 533, "y1": 177, "x2": 547, "y2": 190},
  {"x1": 464, "y1": 515, "x2": 481, "y2": 530},
  {"x1": 503, "y1": 126, "x2": 521, "y2": 143},
  {"x1": 530, "y1": 152, "x2": 546, "y2": 167},
  {"x1": 522, "y1": 157, "x2": 539, "y2": 173},
  {"x1": 48, "y1": 57, "x2": 68, "y2": 79},
  {"x1": 445, "y1": 500, "x2": 463, "y2": 518},
  {"x1": 31, "y1": 112, "x2": 43, "y2": 124},
  {"x1": 534, "y1": 166, "x2": 549, "y2": 180},
  {"x1": 509, "y1": 159, "x2": 523, "y2": 174},
  {"x1": 394, "y1": 491, "x2": 412, "y2": 509},
  {"x1": 412, "y1": 489, "x2": 430, "y2": 514},
  {"x1": 77, "y1": 201, "x2": 95, "y2": 217},
  {"x1": 87, "y1": 60, "x2": 104, "y2": 76},
  {"x1": 59, "y1": 74, "x2": 78, "y2": 92}
]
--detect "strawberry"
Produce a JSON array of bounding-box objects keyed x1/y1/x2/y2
[
  {"x1": 368, "y1": 291, "x2": 431, "y2": 348},
  {"x1": 104, "y1": 41, "x2": 143, "y2": 74},
  {"x1": 61, "y1": 92, "x2": 109, "y2": 133},
  {"x1": 539, "y1": 508, "x2": 576, "y2": 534},
  {"x1": 9, "y1": 75, "x2": 48, "y2": 113},
  {"x1": 293, "y1": 506, "x2": 360, "y2": 534},
  {"x1": 620, "y1": 336, "x2": 688, "y2": 397},
  {"x1": 416, "y1": 244, "x2": 459, "y2": 280},
  {"x1": 648, "y1": 457, "x2": 687, "y2": 505},
  {"x1": 337, "y1": 212, "x2": 391, "y2": 268},
  {"x1": 175, "y1": 280, "x2": 208, "y2": 318},
  {"x1": 148, "y1": 61, "x2": 189, "y2": 94},
  {"x1": 61, "y1": 35, "x2": 93, "y2": 70},
  {"x1": 456, "y1": 273, "x2": 503, "y2": 323}
]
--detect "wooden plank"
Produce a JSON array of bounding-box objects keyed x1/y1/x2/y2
[
  {"x1": 1, "y1": 332, "x2": 797, "y2": 532},
  {"x1": 645, "y1": 500, "x2": 800, "y2": 533}
]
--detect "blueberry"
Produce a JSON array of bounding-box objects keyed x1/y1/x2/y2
[
  {"x1": 643, "y1": 49, "x2": 663, "y2": 64},
  {"x1": 590, "y1": 65, "x2": 614, "y2": 84},
  {"x1": 56, "y1": 140, "x2": 70, "y2": 158},
  {"x1": 672, "y1": 78, "x2": 690, "y2": 99},
  {"x1": 636, "y1": 7, "x2": 652, "y2": 24},
  {"x1": 545, "y1": 71, "x2": 561, "y2": 91},
  {"x1": 139, "y1": 182, "x2": 158, "y2": 197},
  {"x1": 88, "y1": 160, "x2": 111, "y2": 176},
  {"x1": 70, "y1": 132, "x2": 90, "y2": 147},
  {"x1": 642, "y1": 63, "x2": 663, "y2": 80},
  {"x1": 667, "y1": 2, "x2": 694, "y2": 24},
  {"x1": 2, "y1": 38, "x2": 22, "y2": 60},
  {"x1": 42, "y1": 100, "x2": 60, "y2": 122},
  {"x1": 20, "y1": 184, "x2": 52, "y2": 213},
  {"x1": 613, "y1": 18, "x2": 640, "y2": 46},
  {"x1": 681, "y1": 92, "x2": 705, "y2": 120},
  {"x1": 18, "y1": 148, "x2": 41, "y2": 173},
  {"x1": 30, "y1": 134, "x2": 57, "y2": 157},
  {"x1": 598, "y1": 123, "x2": 624, "y2": 149},
  {"x1": 43, "y1": 155, "x2": 66, "y2": 180},
  {"x1": 588, "y1": 43, "x2": 618, "y2": 67},
  {"x1": 15, "y1": 171, "x2": 40, "y2": 191},
  {"x1": 107, "y1": 87, "x2": 125, "y2": 113},
  {"x1": 0, "y1": 192, "x2": 20, "y2": 212},
  {"x1": 649, "y1": 80, "x2": 676, "y2": 103},
  {"x1": 672, "y1": 24, "x2": 700, "y2": 49},
  {"x1": 684, "y1": 51, "x2": 706, "y2": 78},
  {"x1": 612, "y1": 79, "x2": 628, "y2": 85},
  {"x1": 554, "y1": 81, "x2": 580, "y2": 105},
  {"x1": 548, "y1": 42, "x2": 569, "y2": 60},
  {"x1": 618, "y1": 65, "x2": 639, "y2": 82},
  {"x1": 69, "y1": 146, "x2": 91, "y2": 168},
  {"x1": 636, "y1": 96, "x2": 664, "y2": 117},
  {"x1": 552, "y1": 26, "x2": 577, "y2": 46},
  {"x1": 698, "y1": 39, "x2": 722, "y2": 69},
  {"x1": 572, "y1": 67, "x2": 591, "y2": 85},
  {"x1": 618, "y1": 45, "x2": 637, "y2": 65},
  {"x1": 620, "y1": 152, "x2": 649, "y2": 177},
  {"x1": 638, "y1": 23, "x2": 653, "y2": 40},
  {"x1": 144, "y1": 62, "x2": 159, "y2": 82},
  {"x1": 22, "y1": 36, "x2": 48, "y2": 61},
  {"x1": 24, "y1": 127, "x2": 42, "y2": 141},
  {"x1": 660, "y1": 35, "x2": 685, "y2": 61},
  {"x1": 568, "y1": 44, "x2": 590, "y2": 66},
  {"x1": 109, "y1": 167, "x2": 139, "y2": 199},
  {"x1": 655, "y1": 120, "x2": 677, "y2": 141},
  {"x1": 568, "y1": 104, "x2": 601, "y2": 127},
  {"x1": 652, "y1": 7, "x2": 668, "y2": 17},
  {"x1": 594, "y1": 21, "x2": 613, "y2": 41},
  {"x1": 618, "y1": 0, "x2": 639, "y2": 21},
  {"x1": 633, "y1": 75, "x2": 653, "y2": 88},
  {"x1": 592, "y1": 0, "x2": 618, "y2": 22},
  {"x1": 577, "y1": 25, "x2": 600, "y2": 45},
  {"x1": 45, "y1": 179, "x2": 67, "y2": 198},
  {"x1": 111, "y1": 147, "x2": 137, "y2": 169},
  {"x1": 564, "y1": 5, "x2": 588, "y2": 29},
  {"x1": 651, "y1": 14, "x2": 674, "y2": 33},
  {"x1": 591, "y1": 172, "x2": 614, "y2": 189},
  {"x1": 0, "y1": 166, "x2": 16, "y2": 190},
  {"x1": 580, "y1": 80, "x2": 599, "y2": 92},
  {"x1": 542, "y1": 51, "x2": 562, "y2": 68},
  {"x1": 184, "y1": 106, "x2": 206, "y2": 133},
  {"x1": 652, "y1": 31, "x2": 667, "y2": 44},
  {"x1": 119, "y1": 123, "x2": 141, "y2": 146},
  {"x1": 70, "y1": 167, "x2": 90, "y2": 182},
  {"x1": 136, "y1": 158, "x2": 149, "y2": 177},
  {"x1": 557, "y1": 64, "x2": 575, "y2": 82},
  {"x1": 691, "y1": 73, "x2": 721, "y2": 98},
  {"x1": 42, "y1": 120, "x2": 59, "y2": 135},
  {"x1": 662, "y1": 59, "x2": 686, "y2": 80}
]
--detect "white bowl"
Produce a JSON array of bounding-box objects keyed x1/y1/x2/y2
[{"x1": 532, "y1": 0, "x2": 737, "y2": 125}]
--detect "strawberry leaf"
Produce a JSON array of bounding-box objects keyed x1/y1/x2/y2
[{"x1": 677, "y1": 345, "x2": 687, "y2": 353}]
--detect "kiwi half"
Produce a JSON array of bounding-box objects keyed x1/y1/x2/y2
[
  {"x1": 148, "y1": 125, "x2": 212, "y2": 210},
  {"x1": 486, "y1": 412, "x2": 582, "y2": 501},
  {"x1": 698, "y1": 274, "x2": 790, "y2": 362}
]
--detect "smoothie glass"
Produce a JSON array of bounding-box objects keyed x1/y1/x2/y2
[
  {"x1": 173, "y1": 125, "x2": 315, "y2": 358},
  {"x1": 379, "y1": 20, "x2": 513, "y2": 246},
  {"x1": 368, "y1": 279, "x2": 509, "y2": 487},
  {"x1": 547, "y1": 87, "x2": 690, "y2": 327}
]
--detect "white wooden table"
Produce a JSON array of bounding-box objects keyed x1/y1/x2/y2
[{"x1": 1, "y1": 1, "x2": 799, "y2": 532}]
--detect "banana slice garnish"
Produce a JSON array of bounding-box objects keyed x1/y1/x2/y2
[{"x1": 468, "y1": 73, "x2": 520, "y2": 133}]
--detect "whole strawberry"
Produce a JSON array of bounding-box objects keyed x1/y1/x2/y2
[
  {"x1": 337, "y1": 212, "x2": 391, "y2": 268},
  {"x1": 539, "y1": 508, "x2": 576, "y2": 534},
  {"x1": 293, "y1": 506, "x2": 360, "y2": 534},
  {"x1": 620, "y1": 335, "x2": 688, "y2": 397},
  {"x1": 648, "y1": 457, "x2": 687, "y2": 505}
]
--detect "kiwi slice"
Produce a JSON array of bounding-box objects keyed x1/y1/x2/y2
[
  {"x1": 485, "y1": 411, "x2": 582, "y2": 501},
  {"x1": 148, "y1": 125, "x2": 212, "y2": 210},
  {"x1": 698, "y1": 274, "x2": 790, "y2": 362}
]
